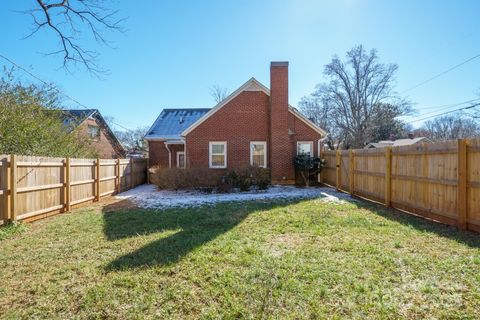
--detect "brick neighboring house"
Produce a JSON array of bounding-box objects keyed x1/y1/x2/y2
[
  {"x1": 145, "y1": 62, "x2": 326, "y2": 184},
  {"x1": 62, "y1": 109, "x2": 125, "y2": 158}
]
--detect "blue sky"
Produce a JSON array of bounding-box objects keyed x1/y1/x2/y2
[{"x1": 1, "y1": 0, "x2": 479, "y2": 131}]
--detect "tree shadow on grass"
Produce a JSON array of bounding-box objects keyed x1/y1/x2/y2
[
  {"x1": 102, "y1": 198, "x2": 304, "y2": 271},
  {"x1": 348, "y1": 195, "x2": 480, "y2": 248}
]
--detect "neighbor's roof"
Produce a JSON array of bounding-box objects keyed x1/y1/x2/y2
[
  {"x1": 365, "y1": 137, "x2": 432, "y2": 148},
  {"x1": 61, "y1": 108, "x2": 125, "y2": 154},
  {"x1": 145, "y1": 108, "x2": 211, "y2": 140},
  {"x1": 61, "y1": 109, "x2": 97, "y2": 128}
]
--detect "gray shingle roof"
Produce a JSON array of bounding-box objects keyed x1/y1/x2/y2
[
  {"x1": 61, "y1": 109, "x2": 97, "y2": 128},
  {"x1": 145, "y1": 108, "x2": 211, "y2": 140}
]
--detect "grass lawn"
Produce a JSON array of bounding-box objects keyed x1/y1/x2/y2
[{"x1": 1, "y1": 195, "x2": 480, "y2": 319}]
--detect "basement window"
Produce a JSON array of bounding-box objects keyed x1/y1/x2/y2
[
  {"x1": 250, "y1": 141, "x2": 267, "y2": 168},
  {"x1": 209, "y1": 142, "x2": 227, "y2": 168},
  {"x1": 88, "y1": 125, "x2": 100, "y2": 140}
]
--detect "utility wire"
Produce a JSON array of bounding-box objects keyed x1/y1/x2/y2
[
  {"x1": 406, "y1": 102, "x2": 480, "y2": 124},
  {"x1": 401, "y1": 52, "x2": 480, "y2": 94},
  {"x1": 403, "y1": 98, "x2": 480, "y2": 120},
  {"x1": 413, "y1": 97, "x2": 480, "y2": 110},
  {"x1": 0, "y1": 52, "x2": 136, "y2": 132}
]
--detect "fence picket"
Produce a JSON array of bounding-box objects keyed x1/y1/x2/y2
[
  {"x1": 0, "y1": 155, "x2": 147, "y2": 224},
  {"x1": 320, "y1": 138, "x2": 480, "y2": 232}
]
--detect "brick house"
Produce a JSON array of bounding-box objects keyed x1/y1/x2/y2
[
  {"x1": 62, "y1": 109, "x2": 125, "y2": 158},
  {"x1": 145, "y1": 62, "x2": 326, "y2": 184}
]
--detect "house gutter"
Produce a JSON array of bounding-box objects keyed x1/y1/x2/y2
[{"x1": 164, "y1": 142, "x2": 172, "y2": 168}]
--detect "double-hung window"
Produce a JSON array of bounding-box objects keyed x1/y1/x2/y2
[
  {"x1": 209, "y1": 142, "x2": 227, "y2": 168},
  {"x1": 250, "y1": 141, "x2": 267, "y2": 168},
  {"x1": 297, "y1": 141, "x2": 313, "y2": 156}
]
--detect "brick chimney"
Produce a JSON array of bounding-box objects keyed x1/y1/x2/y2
[{"x1": 270, "y1": 61, "x2": 295, "y2": 184}]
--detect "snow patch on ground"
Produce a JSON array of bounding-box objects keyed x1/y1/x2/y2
[{"x1": 115, "y1": 184, "x2": 355, "y2": 209}]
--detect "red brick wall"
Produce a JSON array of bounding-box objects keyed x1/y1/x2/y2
[
  {"x1": 270, "y1": 62, "x2": 295, "y2": 184},
  {"x1": 148, "y1": 141, "x2": 184, "y2": 168},
  {"x1": 288, "y1": 111, "x2": 321, "y2": 157},
  {"x1": 77, "y1": 118, "x2": 124, "y2": 158},
  {"x1": 148, "y1": 141, "x2": 169, "y2": 167},
  {"x1": 183, "y1": 89, "x2": 322, "y2": 181},
  {"x1": 185, "y1": 90, "x2": 270, "y2": 171}
]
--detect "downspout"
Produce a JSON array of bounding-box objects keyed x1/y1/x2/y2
[{"x1": 164, "y1": 142, "x2": 172, "y2": 168}]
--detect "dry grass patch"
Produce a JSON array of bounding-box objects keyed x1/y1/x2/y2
[{"x1": 1, "y1": 196, "x2": 480, "y2": 319}]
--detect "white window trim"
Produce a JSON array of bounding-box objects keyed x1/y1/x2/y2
[
  {"x1": 209, "y1": 141, "x2": 227, "y2": 168},
  {"x1": 176, "y1": 151, "x2": 185, "y2": 168},
  {"x1": 297, "y1": 141, "x2": 314, "y2": 156},
  {"x1": 250, "y1": 141, "x2": 267, "y2": 168}
]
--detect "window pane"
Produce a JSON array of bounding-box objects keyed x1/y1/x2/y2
[
  {"x1": 211, "y1": 144, "x2": 225, "y2": 154},
  {"x1": 253, "y1": 154, "x2": 264, "y2": 166},
  {"x1": 252, "y1": 143, "x2": 265, "y2": 167},
  {"x1": 298, "y1": 143, "x2": 312, "y2": 155},
  {"x1": 211, "y1": 155, "x2": 225, "y2": 166}
]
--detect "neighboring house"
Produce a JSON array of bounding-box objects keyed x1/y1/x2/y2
[
  {"x1": 365, "y1": 136, "x2": 432, "y2": 149},
  {"x1": 145, "y1": 62, "x2": 327, "y2": 184},
  {"x1": 62, "y1": 109, "x2": 125, "y2": 158}
]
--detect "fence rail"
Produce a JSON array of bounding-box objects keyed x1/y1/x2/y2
[
  {"x1": 0, "y1": 155, "x2": 147, "y2": 224},
  {"x1": 320, "y1": 138, "x2": 480, "y2": 232}
]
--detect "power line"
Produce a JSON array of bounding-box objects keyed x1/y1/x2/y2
[
  {"x1": 406, "y1": 102, "x2": 480, "y2": 124},
  {"x1": 0, "y1": 52, "x2": 136, "y2": 132},
  {"x1": 414, "y1": 97, "x2": 480, "y2": 110},
  {"x1": 403, "y1": 98, "x2": 480, "y2": 120},
  {"x1": 401, "y1": 52, "x2": 480, "y2": 94}
]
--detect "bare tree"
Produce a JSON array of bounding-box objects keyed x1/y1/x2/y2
[
  {"x1": 420, "y1": 113, "x2": 480, "y2": 140},
  {"x1": 210, "y1": 85, "x2": 229, "y2": 104},
  {"x1": 23, "y1": 0, "x2": 125, "y2": 75},
  {"x1": 300, "y1": 45, "x2": 411, "y2": 149}
]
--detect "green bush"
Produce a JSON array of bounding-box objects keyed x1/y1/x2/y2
[{"x1": 294, "y1": 154, "x2": 326, "y2": 187}]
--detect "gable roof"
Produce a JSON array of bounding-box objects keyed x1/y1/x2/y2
[
  {"x1": 61, "y1": 109, "x2": 125, "y2": 154},
  {"x1": 181, "y1": 78, "x2": 327, "y2": 136},
  {"x1": 61, "y1": 109, "x2": 97, "y2": 129},
  {"x1": 145, "y1": 108, "x2": 211, "y2": 141}
]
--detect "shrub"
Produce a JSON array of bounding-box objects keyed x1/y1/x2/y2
[
  {"x1": 152, "y1": 167, "x2": 219, "y2": 191},
  {"x1": 152, "y1": 166, "x2": 271, "y2": 192},
  {"x1": 233, "y1": 166, "x2": 271, "y2": 191},
  {"x1": 294, "y1": 154, "x2": 326, "y2": 187},
  {"x1": 251, "y1": 167, "x2": 270, "y2": 190}
]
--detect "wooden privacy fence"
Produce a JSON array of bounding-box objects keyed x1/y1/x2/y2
[
  {"x1": 320, "y1": 138, "x2": 480, "y2": 232},
  {"x1": 0, "y1": 155, "x2": 148, "y2": 224}
]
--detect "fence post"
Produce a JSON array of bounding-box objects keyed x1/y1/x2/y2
[
  {"x1": 64, "y1": 157, "x2": 71, "y2": 212},
  {"x1": 116, "y1": 159, "x2": 120, "y2": 193},
  {"x1": 335, "y1": 150, "x2": 341, "y2": 191},
  {"x1": 95, "y1": 157, "x2": 100, "y2": 202},
  {"x1": 130, "y1": 158, "x2": 134, "y2": 189},
  {"x1": 385, "y1": 147, "x2": 392, "y2": 207},
  {"x1": 318, "y1": 145, "x2": 323, "y2": 184},
  {"x1": 349, "y1": 150, "x2": 354, "y2": 195},
  {"x1": 9, "y1": 154, "x2": 17, "y2": 221},
  {"x1": 457, "y1": 139, "x2": 467, "y2": 230}
]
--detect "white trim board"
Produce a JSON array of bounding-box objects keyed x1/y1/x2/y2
[{"x1": 176, "y1": 151, "x2": 185, "y2": 168}]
